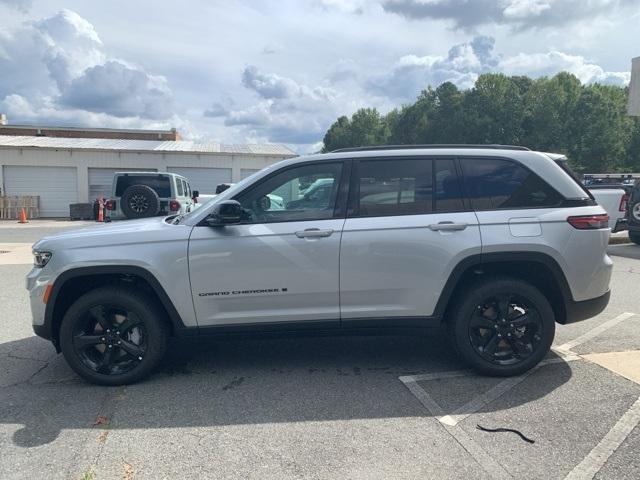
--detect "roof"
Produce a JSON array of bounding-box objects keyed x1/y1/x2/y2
[{"x1": 0, "y1": 135, "x2": 297, "y2": 156}]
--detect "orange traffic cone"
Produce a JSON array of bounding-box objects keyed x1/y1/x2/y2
[{"x1": 18, "y1": 208, "x2": 28, "y2": 224}]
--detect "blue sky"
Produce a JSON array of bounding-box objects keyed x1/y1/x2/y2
[{"x1": 0, "y1": 0, "x2": 638, "y2": 152}]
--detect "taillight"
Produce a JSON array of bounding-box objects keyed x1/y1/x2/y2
[
  {"x1": 105, "y1": 200, "x2": 115, "y2": 211},
  {"x1": 169, "y1": 200, "x2": 180, "y2": 211},
  {"x1": 567, "y1": 214, "x2": 609, "y2": 230},
  {"x1": 620, "y1": 194, "x2": 629, "y2": 212}
]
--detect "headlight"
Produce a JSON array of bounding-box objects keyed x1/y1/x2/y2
[{"x1": 33, "y1": 250, "x2": 52, "y2": 268}]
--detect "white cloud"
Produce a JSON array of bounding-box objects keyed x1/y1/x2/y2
[
  {"x1": 503, "y1": 0, "x2": 552, "y2": 19},
  {"x1": 499, "y1": 51, "x2": 631, "y2": 85},
  {"x1": 223, "y1": 65, "x2": 342, "y2": 144},
  {"x1": 0, "y1": 9, "x2": 177, "y2": 126}
]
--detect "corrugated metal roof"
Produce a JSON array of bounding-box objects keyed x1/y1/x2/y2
[{"x1": 0, "y1": 136, "x2": 298, "y2": 156}]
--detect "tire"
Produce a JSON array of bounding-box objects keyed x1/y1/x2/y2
[
  {"x1": 447, "y1": 276, "x2": 555, "y2": 377},
  {"x1": 59, "y1": 287, "x2": 169, "y2": 386},
  {"x1": 631, "y1": 202, "x2": 640, "y2": 223},
  {"x1": 630, "y1": 231, "x2": 640, "y2": 246},
  {"x1": 120, "y1": 184, "x2": 160, "y2": 219}
]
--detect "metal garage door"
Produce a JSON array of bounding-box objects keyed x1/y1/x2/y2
[
  {"x1": 88, "y1": 168, "x2": 156, "y2": 201},
  {"x1": 167, "y1": 167, "x2": 232, "y2": 194},
  {"x1": 241, "y1": 168, "x2": 261, "y2": 179},
  {"x1": 3, "y1": 165, "x2": 78, "y2": 217}
]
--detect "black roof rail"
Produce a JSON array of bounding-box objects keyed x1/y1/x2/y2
[{"x1": 330, "y1": 144, "x2": 531, "y2": 153}]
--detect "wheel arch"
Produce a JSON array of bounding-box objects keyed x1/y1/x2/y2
[
  {"x1": 44, "y1": 265, "x2": 190, "y2": 350},
  {"x1": 435, "y1": 252, "x2": 573, "y2": 325}
]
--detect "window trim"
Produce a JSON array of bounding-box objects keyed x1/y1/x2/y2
[
  {"x1": 346, "y1": 156, "x2": 468, "y2": 219},
  {"x1": 231, "y1": 159, "x2": 351, "y2": 225}
]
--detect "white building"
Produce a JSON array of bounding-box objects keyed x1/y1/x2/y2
[{"x1": 0, "y1": 136, "x2": 297, "y2": 217}]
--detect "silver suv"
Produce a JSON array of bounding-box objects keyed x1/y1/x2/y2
[{"x1": 27, "y1": 145, "x2": 612, "y2": 385}]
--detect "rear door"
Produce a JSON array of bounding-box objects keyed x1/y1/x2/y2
[{"x1": 339, "y1": 157, "x2": 482, "y2": 323}]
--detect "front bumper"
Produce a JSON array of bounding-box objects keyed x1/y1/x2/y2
[
  {"x1": 564, "y1": 290, "x2": 611, "y2": 324},
  {"x1": 26, "y1": 266, "x2": 53, "y2": 338}
]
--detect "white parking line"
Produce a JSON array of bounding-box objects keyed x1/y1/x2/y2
[
  {"x1": 438, "y1": 355, "x2": 580, "y2": 427},
  {"x1": 564, "y1": 395, "x2": 640, "y2": 480},
  {"x1": 557, "y1": 312, "x2": 636, "y2": 353}
]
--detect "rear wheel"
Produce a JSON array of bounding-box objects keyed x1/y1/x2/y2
[
  {"x1": 447, "y1": 277, "x2": 555, "y2": 376},
  {"x1": 59, "y1": 287, "x2": 168, "y2": 385}
]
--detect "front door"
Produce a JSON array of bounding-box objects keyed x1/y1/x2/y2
[{"x1": 188, "y1": 161, "x2": 347, "y2": 326}]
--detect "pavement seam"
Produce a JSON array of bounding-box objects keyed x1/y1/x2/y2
[{"x1": 74, "y1": 386, "x2": 127, "y2": 479}]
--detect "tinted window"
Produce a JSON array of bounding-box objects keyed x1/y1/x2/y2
[
  {"x1": 176, "y1": 178, "x2": 184, "y2": 196},
  {"x1": 435, "y1": 159, "x2": 465, "y2": 212},
  {"x1": 115, "y1": 175, "x2": 171, "y2": 197},
  {"x1": 355, "y1": 159, "x2": 433, "y2": 216},
  {"x1": 461, "y1": 158, "x2": 563, "y2": 210},
  {"x1": 235, "y1": 163, "x2": 343, "y2": 223}
]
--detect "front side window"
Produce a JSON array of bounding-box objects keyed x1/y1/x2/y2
[
  {"x1": 461, "y1": 158, "x2": 563, "y2": 210},
  {"x1": 235, "y1": 162, "x2": 343, "y2": 223}
]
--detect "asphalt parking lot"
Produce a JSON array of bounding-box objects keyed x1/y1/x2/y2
[{"x1": 1, "y1": 221, "x2": 640, "y2": 479}]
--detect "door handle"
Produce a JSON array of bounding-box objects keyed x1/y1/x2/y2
[
  {"x1": 428, "y1": 222, "x2": 468, "y2": 231},
  {"x1": 295, "y1": 228, "x2": 334, "y2": 238}
]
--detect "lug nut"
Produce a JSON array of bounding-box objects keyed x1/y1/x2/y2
[
  {"x1": 108, "y1": 345, "x2": 112, "y2": 348},
  {"x1": 497, "y1": 334, "x2": 502, "y2": 338},
  {"x1": 117, "y1": 341, "x2": 121, "y2": 345},
  {"x1": 106, "y1": 329, "x2": 110, "y2": 333},
  {"x1": 138, "y1": 356, "x2": 143, "y2": 360},
  {"x1": 101, "y1": 337, "x2": 105, "y2": 341}
]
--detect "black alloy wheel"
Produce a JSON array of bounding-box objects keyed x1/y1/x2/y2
[
  {"x1": 468, "y1": 293, "x2": 543, "y2": 366},
  {"x1": 60, "y1": 287, "x2": 168, "y2": 385},
  {"x1": 448, "y1": 277, "x2": 555, "y2": 377},
  {"x1": 72, "y1": 304, "x2": 147, "y2": 376}
]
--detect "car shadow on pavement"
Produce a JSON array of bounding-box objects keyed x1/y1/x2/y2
[{"x1": 1, "y1": 332, "x2": 572, "y2": 447}]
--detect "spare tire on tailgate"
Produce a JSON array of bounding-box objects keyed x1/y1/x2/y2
[{"x1": 121, "y1": 184, "x2": 160, "y2": 219}]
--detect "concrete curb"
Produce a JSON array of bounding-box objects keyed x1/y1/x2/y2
[{"x1": 610, "y1": 235, "x2": 632, "y2": 245}]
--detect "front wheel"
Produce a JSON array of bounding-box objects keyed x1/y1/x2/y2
[
  {"x1": 629, "y1": 231, "x2": 640, "y2": 246},
  {"x1": 59, "y1": 287, "x2": 169, "y2": 385},
  {"x1": 447, "y1": 277, "x2": 555, "y2": 377}
]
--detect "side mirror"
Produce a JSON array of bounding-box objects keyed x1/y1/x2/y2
[
  {"x1": 205, "y1": 200, "x2": 242, "y2": 226},
  {"x1": 192, "y1": 190, "x2": 200, "y2": 199}
]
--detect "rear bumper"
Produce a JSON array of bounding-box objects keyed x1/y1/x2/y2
[
  {"x1": 612, "y1": 218, "x2": 627, "y2": 233},
  {"x1": 564, "y1": 290, "x2": 610, "y2": 324}
]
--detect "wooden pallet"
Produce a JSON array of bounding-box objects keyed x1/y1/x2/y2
[{"x1": 0, "y1": 196, "x2": 40, "y2": 220}]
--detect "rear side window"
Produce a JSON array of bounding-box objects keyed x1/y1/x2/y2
[
  {"x1": 352, "y1": 157, "x2": 466, "y2": 217},
  {"x1": 115, "y1": 175, "x2": 171, "y2": 197},
  {"x1": 176, "y1": 178, "x2": 184, "y2": 196},
  {"x1": 460, "y1": 158, "x2": 563, "y2": 210}
]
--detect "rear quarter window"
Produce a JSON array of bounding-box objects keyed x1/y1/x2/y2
[{"x1": 461, "y1": 158, "x2": 563, "y2": 210}]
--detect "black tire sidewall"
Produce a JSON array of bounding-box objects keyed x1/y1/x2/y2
[
  {"x1": 121, "y1": 184, "x2": 160, "y2": 219},
  {"x1": 450, "y1": 277, "x2": 555, "y2": 377},
  {"x1": 629, "y1": 231, "x2": 640, "y2": 245},
  {"x1": 59, "y1": 287, "x2": 168, "y2": 386}
]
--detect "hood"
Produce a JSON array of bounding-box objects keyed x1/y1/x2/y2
[{"x1": 33, "y1": 217, "x2": 191, "y2": 251}]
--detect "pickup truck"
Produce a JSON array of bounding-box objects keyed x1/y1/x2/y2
[{"x1": 587, "y1": 186, "x2": 628, "y2": 232}]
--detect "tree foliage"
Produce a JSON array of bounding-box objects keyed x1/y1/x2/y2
[{"x1": 321, "y1": 72, "x2": 639, "y2": 173}]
